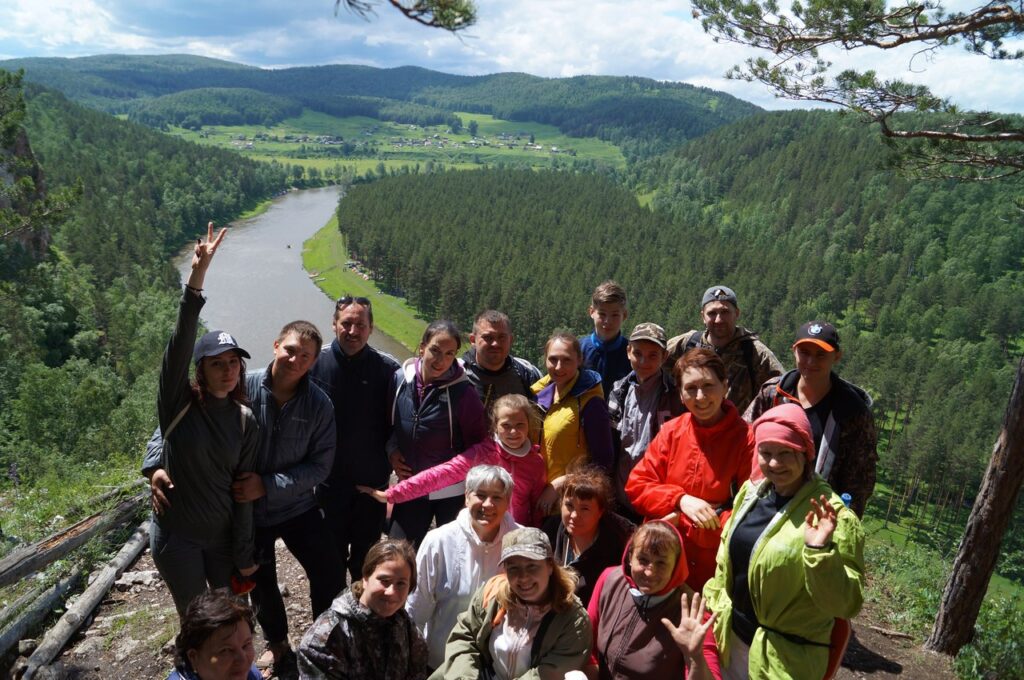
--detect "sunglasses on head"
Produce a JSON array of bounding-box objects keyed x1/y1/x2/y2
[{"x1": 336, "y1": 295, "x2": 371, "y2": 309}]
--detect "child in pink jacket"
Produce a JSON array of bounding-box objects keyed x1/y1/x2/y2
[{"x1": 359, "y1": 394, "x2": 547, "y2": 527}]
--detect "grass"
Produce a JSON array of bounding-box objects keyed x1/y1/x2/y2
[
  {"x1": 302, "y1": 215, "x2": 425, "y2": 352},
  {"x1": 165, "y1": 107, "x2": 627, "y2": 172}
]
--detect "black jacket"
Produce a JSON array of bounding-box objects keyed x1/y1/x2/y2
[{"x1": 309, "y1": 340, "x2": 400, "y2": 488}]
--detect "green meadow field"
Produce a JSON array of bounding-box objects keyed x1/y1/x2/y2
[{"x1": 166, "y1": 108, "x2": 626, "y2": 171}]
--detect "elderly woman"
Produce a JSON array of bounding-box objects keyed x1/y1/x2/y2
[
  {"x1": 625, "y1": 348, "x2": 753, "y2": 590},
  {"x1": 388, "y1": 320, "x2": 488, "y2": 547},
  {"x1": 406, "y1": 465, "x2": 521, "y2": 670},
  {"x1": 298, "y1": 538, "x2": 427, "y2": 680},
  {"x1": 168, "y1": 589, "x2": 261, "y2": 680},
  {"x1": 703, "y1": 403, "x2": 865, "y2": 680},
  {"x1": 431, "y1": 527, "x2": 591, "y2": 680}
]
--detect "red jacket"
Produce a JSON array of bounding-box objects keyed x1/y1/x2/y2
[{"x1": 625, "y1": 401, "x2": 753, "y2": 589}]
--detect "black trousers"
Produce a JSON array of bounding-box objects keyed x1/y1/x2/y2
[
  {"x1": 388, "y1": 495, "x2": 464, "y2": 549},
  {"x1": 316, "y1": 481, "x2": 387, "y2": 583},
  {"x1": 250, "y1": 507, "x2": 344, "y2": 645}
]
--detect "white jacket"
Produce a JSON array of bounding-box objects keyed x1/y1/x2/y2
[{"x1": 406, "y1": 507, "x2": 521, "y2": 668}]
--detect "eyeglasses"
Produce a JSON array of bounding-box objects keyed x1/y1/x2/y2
[{"x1": 336, "y1": 295, "x2": 371, "y2": 310}]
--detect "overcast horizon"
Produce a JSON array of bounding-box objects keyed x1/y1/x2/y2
[{"x1": 1, "y1": 0, "x2": 1021, "y2": 114}]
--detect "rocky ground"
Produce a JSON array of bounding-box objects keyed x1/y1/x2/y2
[{"x1": 7, "y1": 544, "x2": 957, "y2": 680}]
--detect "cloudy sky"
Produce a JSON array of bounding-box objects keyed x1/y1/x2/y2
[{"x1": 0, "y1": 0, "x2": 1021, "y2": 113}]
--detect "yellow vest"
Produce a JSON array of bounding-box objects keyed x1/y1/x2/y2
[{"x1": 532, "y1": 373, "x2": 605, "y2": 480}]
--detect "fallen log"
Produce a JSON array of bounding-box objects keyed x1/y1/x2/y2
[
  {"x1": 866, "y1": 623, "x2": 915, "y2": 640},
  {"x1": 0, "y1": 582, "x2": 48, "y2": 632},
  {"x1": 0, "y1": 493, "x2": 146, "y2": 589},
  {"x1": 0, "y1": 568, "x2": 83, "y2": 661},
  {"x1": 21, "y1": 520, "x2": 150, "y2": 680}
]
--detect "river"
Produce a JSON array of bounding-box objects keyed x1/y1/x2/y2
[{"x1": 175, "y1": 186, "x2": 411, "y2": 367}]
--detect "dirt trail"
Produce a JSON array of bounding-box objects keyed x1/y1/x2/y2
[{"x1": 10, "y1": 545, "x2": 957, "y2": 680}]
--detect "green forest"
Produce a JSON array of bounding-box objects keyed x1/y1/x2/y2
[{"x1": 0, "y1": 74, "x2": 288, "y2": 529}]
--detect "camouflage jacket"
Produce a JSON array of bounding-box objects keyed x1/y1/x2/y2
[
  {"x1": 298, "y1": 589, "x2": 428, "y2": 680},
  {"x1": 743, "y1": 369, "x2": 878, "y2": 517},
  {"x1": 665, "y1": 327, "x2": 784, "y2": 415}
]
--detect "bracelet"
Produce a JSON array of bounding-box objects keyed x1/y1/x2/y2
[
  {"x1": 805, "y1": 541, "x2": 831, "y2": 550},
  {"x1": 185, "y1": 284, "x2": 203, "y2": 293}
]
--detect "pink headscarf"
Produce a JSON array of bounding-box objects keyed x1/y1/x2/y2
[{"x1": 753, "y1": 403, "x2": 815, "y2": 462}]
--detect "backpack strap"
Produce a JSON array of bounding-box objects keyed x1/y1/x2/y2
[
  {"x1": 529, "y1": 611, "x2": 557, "y2": 666},
  {"x1": 740, "y1": 337, "x2": 758, "y2": 396},
  {"x1": 163, "y1": 402, "x2": 191, "y2": 440}
]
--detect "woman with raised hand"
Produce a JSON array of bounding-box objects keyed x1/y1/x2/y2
[
  {"x1": 431, "y1": 527, "x2": 591, "y2": 680},
  {"x1": 585, "y1": 521, "x2": 719, "y2": 679},
  {"x1": 533, "y1": 332, "x2": 614, "y2": 515},
  {"x1": 625, "y1": 348, "x2": 753, "y2": 591},
  {"x1": 703, "y1": 403, "x2": 865, "y2": 680},
  {"x1": 144, "y1": 223, "x2": 260, "y2": 619},
  {"x1": 297, "y1": 538, "x2": 428, "y2": 680}
]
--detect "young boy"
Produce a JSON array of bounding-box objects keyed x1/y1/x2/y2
[
  {"x1": 606, "y1": 322, "x2": 685, "y2": 522},
  {"x1": 580, "y1": 280, "x2": 631, "y2": 397}
]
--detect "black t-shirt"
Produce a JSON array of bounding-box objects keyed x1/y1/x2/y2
[
  {"x1": 804, "y1": 384, "x2": 836, "y2": 453},
  {"x1": 729, "y1": 489, "x2": 793, "y2": 644}
]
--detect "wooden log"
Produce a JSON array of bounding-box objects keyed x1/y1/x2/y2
[
  {"x1": 0, "y1": 493, "x2": 145, "y2": 589},
  {"x1": 0, "y1": 582, "x2": 48, "y2": 631},
  {"x1": 0, "y1": 568, "x2": 83, "y2": 660},
  {"x1": 865, "y1": 624, "x2": 915, "y2": 640},
  {"x1": 21, "y1": 520, "x2": 150, "y2": 680}
]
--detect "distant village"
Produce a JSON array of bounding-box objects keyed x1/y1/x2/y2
[{"x1": 208, "y1": 123, "x2": 576, "y2": 156}]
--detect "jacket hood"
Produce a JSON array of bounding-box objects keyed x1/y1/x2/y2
[
  {"x1": 532, "y1": 369, "x2": 603, "y2": 409},
  {"x1": 400, "y1": 356, "x2": 471, "y2": 389},
  {"x1": 621, "y1": 519, "x2": 689, "y2": 597},
  {"x1": 331, "y1": 588, "x2": 396, "y2": 628}
]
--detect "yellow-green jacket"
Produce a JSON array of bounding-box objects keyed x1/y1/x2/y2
[{"x1": 703, "y1": 476, "x2": 865, "y2": 679}]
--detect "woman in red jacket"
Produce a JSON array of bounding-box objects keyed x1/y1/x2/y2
[{"x1": 625, "y1": 349, "x2": 753, "y2": 590}]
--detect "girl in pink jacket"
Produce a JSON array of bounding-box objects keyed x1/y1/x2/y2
[{"x1": 359, "y1": 394, "x2": 548, "y2": 527}]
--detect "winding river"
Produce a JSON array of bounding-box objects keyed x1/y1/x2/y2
[{"x1": 175, "y1": 186, "x2": 411, "y2": 367}]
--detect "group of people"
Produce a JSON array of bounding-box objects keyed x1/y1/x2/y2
[{"x1": 151, "y1": 225, "x2": 877, "y2": 680}]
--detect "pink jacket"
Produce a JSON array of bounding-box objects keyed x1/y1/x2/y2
[{"x1": 386, "y1": 437, "x2": 548, "y2": 527}]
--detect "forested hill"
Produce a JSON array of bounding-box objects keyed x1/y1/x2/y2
[
  {"x1": 0, "y1": 76, "x2": 288, "y2": 498},
  {"x1": 0, "y1": 54, "x2": 760, "y2": 159},
  {"x1": 339, "y1": 111, "x2": 1023, "y2": 539}
]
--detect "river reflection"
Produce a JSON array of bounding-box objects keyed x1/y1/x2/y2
[{"x1": 176, "y1": 186, "x2": 411, "y2": 366}]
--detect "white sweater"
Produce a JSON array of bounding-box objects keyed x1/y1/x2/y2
[{"x1": 406, "y1": 507, "x2": 521, "y2": 668}]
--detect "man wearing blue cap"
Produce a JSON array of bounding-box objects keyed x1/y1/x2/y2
[{"x1": 665, "y1": 285, "x2": 783, "y2": 414}]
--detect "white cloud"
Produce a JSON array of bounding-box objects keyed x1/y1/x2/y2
[{"x1": 0, "y1": 0, "x2": 1020, "y2": 114}]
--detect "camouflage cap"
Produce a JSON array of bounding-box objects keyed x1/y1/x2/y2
[
  {"x1": 500, "y1": 527, "x2": 552, "y2": 563},
  {"x1": 628, "y1": 322, "x2": 667, "y2": 349}
]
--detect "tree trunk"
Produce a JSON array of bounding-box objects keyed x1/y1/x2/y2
[
  {"x1": 925, "y1": 356, "x2": 1024, "y2": 655},
  {"x1": 0, "y1": 568, "x2": 83, "y2": 660},
  {"x1": 0, "y1": 493, "x2": 145, "y2": 589}
]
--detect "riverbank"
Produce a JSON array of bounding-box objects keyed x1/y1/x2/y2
[{"x1": 302, "y1": 215, "x2": 426, "y2": 352}]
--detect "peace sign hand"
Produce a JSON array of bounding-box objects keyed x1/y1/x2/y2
[
  {"x1": 187, "y1": 221, "x2": 227, "y2": 290},
  {"x1": 804, "y1": 495, "x2": 838, "y2": 548}
]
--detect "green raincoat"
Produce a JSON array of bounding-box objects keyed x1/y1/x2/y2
[{"x1": 703, "y1": 476, "x2": 864, "y2": 679}]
